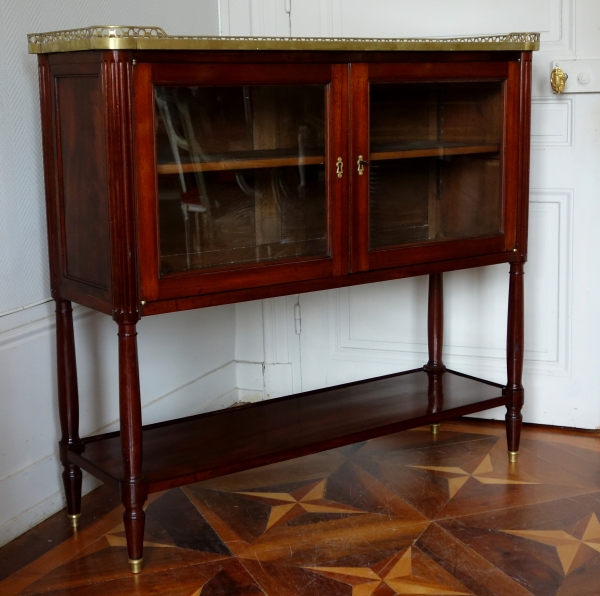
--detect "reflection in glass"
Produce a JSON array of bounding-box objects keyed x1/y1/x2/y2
[
  {"x1": 369, "y1": 82, "x2": 504, "y2": 250},
  {"x1": 155, "y1": 85, "x2": 327, "y2": 274}
]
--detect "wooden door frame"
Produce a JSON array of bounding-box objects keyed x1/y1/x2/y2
[
  {"x1": 134, "y1": 60, "x2": 349, "y2": 302},
  {"x1": 350, "y1": 60, "x2": 521, "y2": 273}
]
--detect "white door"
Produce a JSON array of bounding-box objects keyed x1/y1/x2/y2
[{"x1": 289, "y1": 0, "x2": 600, "y2": 429}]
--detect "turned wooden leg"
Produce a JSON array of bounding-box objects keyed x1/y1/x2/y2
[
  {"x1": 118, "y1": 323, "x2": 147, "y2": 574},
  {"x1": 424, "y1": 273, "x2": 446, "y2": 434},
  {"x1": 505, "y1": 263, "x2": 525, "y2": 462},
  {"x1": 56, "y1": 299, "x2": 82, "y2": 529}
]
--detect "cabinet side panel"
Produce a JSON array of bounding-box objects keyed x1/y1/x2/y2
[
  {"x1": 517, "y1": 52, "x2": 532, "y2": 261},
  {"x1": 54, "y1": 66, "x2": 111, "y2": 298},
  {"x1": 38, "y1": 55, "x2": 60, "y2": 297}
]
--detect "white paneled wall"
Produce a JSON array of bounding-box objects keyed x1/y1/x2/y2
[
  {"x1": 224, "y1": 0, "x2": 301, "y2": 403},
  {"x1": 0, "y1": 0, "x2": 239, "y2": 548},
  {"x1": 220, "y1": 0, "x2": 290, "y2": 36},
  {"x1": 229, "y1": 0, "x2": 600, "y2": 432},
  {"x1": 292, "y1": 0, "x2": 600, "y2": 429}
]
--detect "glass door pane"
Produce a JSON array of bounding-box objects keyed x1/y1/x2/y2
[
  {"x1": 369, "y1": 82, "x2": 504, "y2": 250},
  {"x1": 155, "y1": 85, "x2": 327, "y2": 275}
]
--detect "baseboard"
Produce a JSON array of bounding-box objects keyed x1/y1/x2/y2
[
  {"x1": 0, "y1": 452, "x2": 102, "y2": 548},
  {"x1": 0, "y1": 301, "x2": 96, "y2": 353},
  {"x1": 0, "y1": 362, "x2": 239, "y2": 549},
  {"x1": 238, "y1": 388, "x2": 266, "y2": 403}
]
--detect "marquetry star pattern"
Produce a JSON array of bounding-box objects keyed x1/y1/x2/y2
[
  {"x1": 236, "y1": 478, "x2": 365, "y2": 530},
  {"x1": 105, "y1": 522, "x2": 175, "y2": 549},
  {"x1": 410, "y1": 454, "x2": 537, "y2": 498},
  {"x1": 306, "y1": 546, "x2": 472, "y2": 595},
  {"x1": 503, "y1": 512, "x2": 600, "y2": 575},
  {"x1": 11, "y1": 424, "x2": 600, "y2": 596}
]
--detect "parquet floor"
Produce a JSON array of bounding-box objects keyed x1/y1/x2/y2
[{"x1": 1, "y1": 419, "x2": 600, "y2": 595}]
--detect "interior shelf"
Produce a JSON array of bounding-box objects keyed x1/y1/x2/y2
[
  {"x1": 70, "y1": 369, "x2": 508, "y2": 493},
  {"x1": 156, "y1": 141, "x2": 499, "y2": 175},
  {"x1": 370, "y1": 141, "x2": 500, "y2": 161},
  {"x1": 156, "y1": 147, "x2": 325, "y2": 174}
]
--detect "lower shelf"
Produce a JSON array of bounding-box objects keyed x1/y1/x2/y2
[{"x1": 70, "y1": 368, "x2": 509, "y2": 493}]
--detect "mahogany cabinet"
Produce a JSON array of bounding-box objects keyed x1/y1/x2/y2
[{"x1": 29, "y1": 27, "x2": 539, "y2": 573}]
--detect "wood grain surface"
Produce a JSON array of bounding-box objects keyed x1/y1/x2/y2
[{"x1": 2, "y1": 420, "x2": 600, "y2": 595}]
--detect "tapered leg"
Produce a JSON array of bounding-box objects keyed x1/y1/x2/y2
[
  {"x1": 505, "y1": 263, "x2": 525, "y2": 462},
  {"x1": 424, "y1": 273, "x2": 446, "y2": 433},
  {"x1": 56, "y1": 299, "x2": 83, "y2": 529},
  {"x1": 426, "y1": 372, "x2": 444, "y2": 435},
  {"x1": 118, "y1": 323, "x2": 147, "y2": 574}
]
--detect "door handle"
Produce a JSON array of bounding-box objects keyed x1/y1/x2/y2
[
  {"x1": 550, "y1": 67, "x2": 568, "y2": 94},
  {"x1": 550, "y1": 60, "x2": 600, "y2": 93}
]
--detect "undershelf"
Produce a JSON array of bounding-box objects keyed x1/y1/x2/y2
[{"x1": 70, "y1": 368, "x2": 508, "y2": 493}]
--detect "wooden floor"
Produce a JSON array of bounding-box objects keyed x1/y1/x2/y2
[{"x1": 1, "y1": 419, "x2": 600, "y2": 595}]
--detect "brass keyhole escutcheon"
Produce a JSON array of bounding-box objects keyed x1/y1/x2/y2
[
  {"x1": 336, "y1": 157, "x2": 343, "y2": 178},
  {"x1": 357, "y1": 155, "x2": 365, "y2": 175},
  {"x1": 550, "y1": 67, "x2": 568, "y2": 94}
]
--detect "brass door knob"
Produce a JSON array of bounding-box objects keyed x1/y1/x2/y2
[{"x1": 550, "y1": 67, "x2": 568, "y2": 94}]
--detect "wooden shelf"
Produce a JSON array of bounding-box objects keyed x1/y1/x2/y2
[
  {"x1": 70, "y1": 369, "x2": 508, "y2": 493},
  {"x1": 371, "y1": 141, "x2": 500, "y2": 161},
  {"x1": 156, "y1": 142, "x2": 499, "y2": 175},
  {"x1": 156, "y1": 147, "x2": 325, "y2": 174}
]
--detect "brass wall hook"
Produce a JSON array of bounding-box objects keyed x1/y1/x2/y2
[{"x1": 550, "y1": 67, "x2": 568, "y2": 94}]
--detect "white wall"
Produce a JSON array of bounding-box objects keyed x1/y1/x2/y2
[
  {"x1": 222, "y1": 2, "x2": 307, "y2": 403},
  {"x1": 227, "y1": 0, "x2": 600, "y2": 431},
  {"x1": 0, "y1": 0, "x2": 240, "y2": 548},
  {"x1": 290, "y1": 0, "x2": 600, "y2": 431}
]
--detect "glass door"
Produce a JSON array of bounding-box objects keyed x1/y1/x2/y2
[
  {"x1": 135, "y1": 63, "x2": 347, "y2": 302},
  {"x1": 351, "y1": 61, "x2": 520, "y2": 272}
]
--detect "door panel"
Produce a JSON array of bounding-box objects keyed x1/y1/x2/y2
[
  {"x1": 351, "y1": 61, "x2": 519, "y2": 272},
  {"x1": 155, "y1": 84, "x2": 329, "y2": 275},
  {"x1": 136, "y1": 62, "x2": 348, "y2": 302}
]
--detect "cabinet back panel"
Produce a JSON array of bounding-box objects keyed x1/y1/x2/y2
[
  {"x1": 55, "y1": 72, "x2": 111, "y2": 297},
  {"x1": 369, "y1": 160, "x2": 430, "y2": 247},
  {"x1": 441, "y1": 156, "x2": 502, "y2": 238}
]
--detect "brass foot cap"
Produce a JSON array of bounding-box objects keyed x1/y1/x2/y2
[
  {"x1": 508, "y1": 450, "x2": 519, "y2": 463},
  {"x1": 67, "y1": 513, "x2": 81, "y2": 530},
  {"x1": 129, "y1": 558, "x2": 143, "y2": 574},
  {"x1": 430, "y1": 423, "x2": 441, "y2": 435}
]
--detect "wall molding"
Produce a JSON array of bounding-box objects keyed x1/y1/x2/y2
[
  {"x1": 0, "y1": 303, "x2": 98, "y2": 354},
  {"x1": 262, "y1": 295, "x2": 302, "y2": 394},
  {"x1": 539, "y1": 0, "x2": 575, "y2": 55},
  {"x1": 326, "y1": 191, "x2": 572, "y2": 378},
  {"x1": 0, "y1": 453, "x2": 101, "y2": 549},
  {"x1": 222, "y1": 0, "x2": 290, "y2": 36},
  {"x1": 263, "y1": 298, "x2": 290, "y2": 365},
  {"x1": 526, "y1": 189, "x2": 573, "y2": 375},
  {"x1": 531, "y1": 98, "x2": 573, "y2": 147}
]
